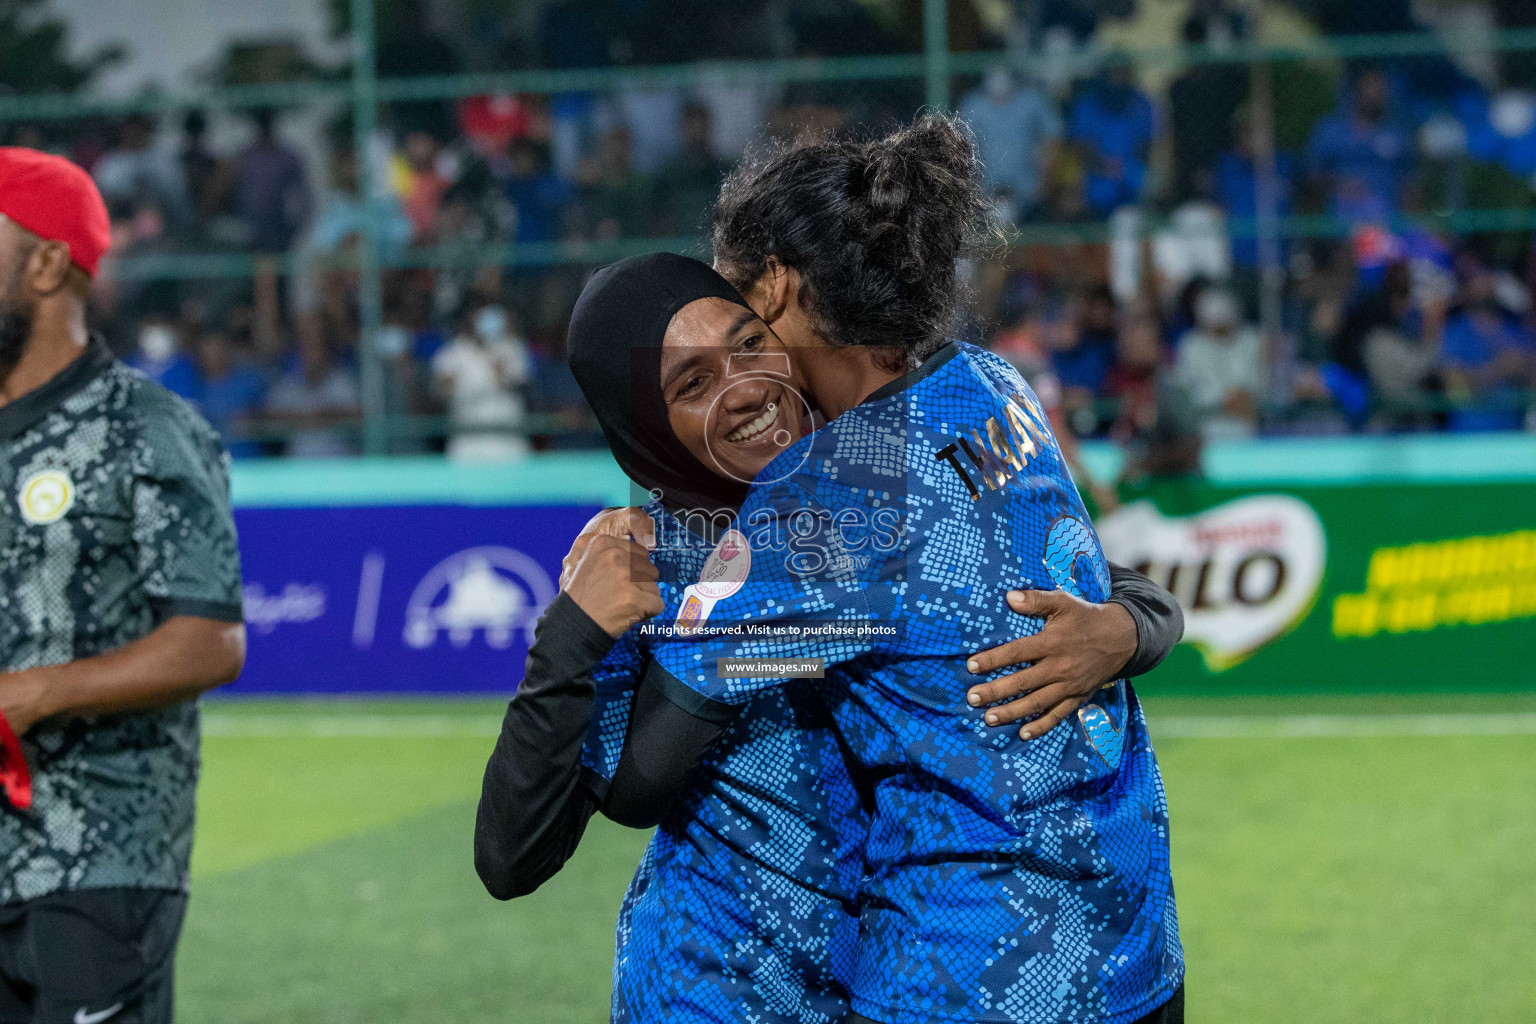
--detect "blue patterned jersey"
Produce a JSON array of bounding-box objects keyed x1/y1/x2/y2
[
  {"x1": 579, "y1": 501, "x2": 868, "y2": 1024},
  {"x1": 650, "y1": 344, "x2": 1183, "y2": 1024}
]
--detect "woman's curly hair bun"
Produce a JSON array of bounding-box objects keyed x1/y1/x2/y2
[{"x1": 712, "y1": 112, "x2": 992, "y2": 364}]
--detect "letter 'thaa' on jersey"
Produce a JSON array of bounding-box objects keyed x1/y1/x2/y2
[
  {"x1": 577, "y1": 499, "x2": 866, "y2": 1024},
  {"x1": 0, "y1": 339, "x2": 243, "y2": 905},
  {"x1": 650, "y1": 343, "x2": 1183, "y2": 1024}
]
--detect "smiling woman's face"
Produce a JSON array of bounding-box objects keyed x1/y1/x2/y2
[{"x1": 660, "y1": 297, "x2": 809, "y2": 486}]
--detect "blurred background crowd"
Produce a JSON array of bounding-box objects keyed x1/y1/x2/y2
[{"x1": 9, "y1": 0, "x2": 1536, "y2": 471}]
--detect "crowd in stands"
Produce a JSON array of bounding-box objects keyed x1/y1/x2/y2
[
  {"x1": 968, "y1": 26, "x2": 1536, "y2": 483},
  {"x1": 9, "y1": 0, "x2": 1536, "y2": 464}
]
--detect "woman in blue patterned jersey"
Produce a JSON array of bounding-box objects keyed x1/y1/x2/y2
[
  {"x1": 479, "y1": 263, "x2": 1182, "y2": 1023},
  {"x1": 598, "y1": 116, "x2": 1184, "y2": 1024}
]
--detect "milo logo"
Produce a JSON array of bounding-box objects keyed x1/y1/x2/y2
[{"x1": 1097, "y1": 495, "x2": 1327, "y2": 671}]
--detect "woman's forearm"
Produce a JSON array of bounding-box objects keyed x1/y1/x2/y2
[
  {"x1": 474, "y1": 593, "x2": 617, "y2": 900},
  {"x1": 603, "y1": 660, "x2": 737, "y2": 830}
]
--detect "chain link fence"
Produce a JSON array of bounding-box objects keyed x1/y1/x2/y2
[{"x1": 8, "y1": 2, "x2": 1536, "y2": 457}]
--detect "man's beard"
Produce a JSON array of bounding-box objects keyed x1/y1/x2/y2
[{"x1": 0, "y1": 267, "x2": 34, "y2": 387}]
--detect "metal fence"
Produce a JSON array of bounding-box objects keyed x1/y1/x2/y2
[{"x1": 11, "y1": 1, "x2": 1536, "y2": 451}]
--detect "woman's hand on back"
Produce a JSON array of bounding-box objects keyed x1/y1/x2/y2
[
  {"x1": 964, "y1": 590, "x2": 1139, "y2": 740},
  {"x1": 562, "y1": 510, "x2": 664, "y2": 638}
]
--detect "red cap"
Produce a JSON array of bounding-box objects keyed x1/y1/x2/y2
[{"x1": 0, "y1": 147, "x2": 112, "y2": 278}]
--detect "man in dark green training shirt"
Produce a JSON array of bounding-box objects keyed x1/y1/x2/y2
[{"x1": 0, "y1": 148, "x2": 246, "y2": 1023}]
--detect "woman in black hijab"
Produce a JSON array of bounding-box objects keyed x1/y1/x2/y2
[
  {"x1": 474, "y1": 253, "x2": 1185, "y2": 1021},
  {"x1": 565, "y1": 251, "x2": 808, "y2": 516},
  {"x1": 474, "y1": 253, "x2": 819, "y2": 903}
]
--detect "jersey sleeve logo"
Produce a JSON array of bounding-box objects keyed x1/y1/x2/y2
[
  {"x1": 1077, "y1": 702, "x2": 1124, "y2": 768},
  {"x1": 672, "y1": 529, "x2": 753, "y2": 634},
  {"x1": 18, "y1": 469, "x2": 75, "y2": 525}
]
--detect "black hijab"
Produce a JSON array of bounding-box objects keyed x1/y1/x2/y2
[{"x1": 568, "y1": 252, "x2": 754, "y2": 515}]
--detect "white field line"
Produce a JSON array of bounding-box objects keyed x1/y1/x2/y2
[
  {"x1": 203, "y1": 714, "x2": 503, "y2": 738},
  {"x1": 1153, "y1": 712, "x2": 1536, "y2": 739},
  {"x1": 201, "y1": 711, "x2": 1536, "y2": 740}
]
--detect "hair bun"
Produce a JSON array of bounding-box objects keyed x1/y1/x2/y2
[
  {"x1": 860, "y1": 114, "x2": 984, "y2": 284},
  {"x1": 712, "y1": 112, "x2": 991, "y2": 363},
  {"x1": 866, "y1": 113, "x2": 982, "y2": 189}
]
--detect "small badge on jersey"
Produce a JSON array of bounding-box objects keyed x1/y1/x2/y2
[
  {"x1": 1078, "y1": 700, "x2": 1125, "y2": 769},
  {"x1": 676, "y1": 593, "x2": 706, "y2": 630},
  {"x1": 673, "y1": 528, "x2": 751, "y2": 634},
  {"x1": 18, "y1": 469, "x2": 74, "y2": 526}
]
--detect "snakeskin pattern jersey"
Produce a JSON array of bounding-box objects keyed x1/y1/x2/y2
[{"x1": 0, "y1": 340, "x2": 243, "y2": 904}]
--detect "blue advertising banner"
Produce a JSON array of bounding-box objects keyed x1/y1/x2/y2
[
  {"x1": 230, "y1": 504, "x2": 601, "y2": 694},
  {"x1": 223, "y1": 438, "x2": 1536, "y2": 693}
]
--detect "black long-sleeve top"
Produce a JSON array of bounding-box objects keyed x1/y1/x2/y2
[
  {"x1": 473, "y1": 593, "x2": 614, "y2": 900},
  {"x1": 474, "y1": 563, "x2": 1183, "y2": 900}
]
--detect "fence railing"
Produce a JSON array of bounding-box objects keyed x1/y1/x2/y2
[
  {"x1": 15, "y1": 2, "x2": 1536, "y2": 451},
  {"x1": 14, "y1": 25, "x2": 1536, "y2": 124}
]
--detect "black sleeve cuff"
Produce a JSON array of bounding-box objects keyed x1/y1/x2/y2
[
  {"x1": 578, "y1": 763, "x2": 612, "y2": 803},
  {"x1": 604, "y1": 662, "x2": 740, "y2": 829},
  {"x1": 643, "y1": 660, "x2": 738, "y2": 724},
  {"x1": 1106, "y1": 562, "x2": 1185, "y2": 679},
  {"x1": 536, "y1": 592, "x2": 619, "y2": 668},
  {"x1": 151, "y1": 597, "x2": 245, "y2": 624}
]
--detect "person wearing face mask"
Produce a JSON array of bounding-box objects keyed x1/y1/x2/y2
[
  {"x1": 1173, "y1": 286, "x2": 1265, "y2": 441},
  {"x1": 477, "y1": 250, "x2": 1185, "y2": 1023},
  {"x1": 127, "y1": 316, "x2": 202, "y2": 403},
  {"x1": 431, "y1": 299, "x2": 530, "y2": 461},
  {"x1": 0, "y1": 148, "x2": 246, "y2": 1024}
]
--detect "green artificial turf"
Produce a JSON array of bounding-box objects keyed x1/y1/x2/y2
[{"x1": 177, "y1": 696, "x2": 1536, "y2": 1022}]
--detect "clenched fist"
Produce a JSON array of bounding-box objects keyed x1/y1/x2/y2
[
  {"x1": 562, "y1": 507, "x2": 653, "y2": 589},
  {"x1": 563, "y1": 511, "x2": 664, "y2": 637}
]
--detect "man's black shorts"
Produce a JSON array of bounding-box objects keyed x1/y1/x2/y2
[{"x1": 0, "y1": 889, "x2": 185, "y2": 1024}]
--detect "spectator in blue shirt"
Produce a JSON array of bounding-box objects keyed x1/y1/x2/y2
[
  {"x1": 1068, "y1": 64, "x2": 1156, "y2": 214},
  {"x1": 1305, "y1": 68, "x2": 1413, "y2": 222},
  {"x1": 1050, "y1": 285, "x2": 1119, "y2": 432},
  {"x1": 194, "y1": 329, "x2": 269, "y2": 459},
  {"x1": 301, "y1": 146, "x2": 412, "y2": 262},
  {"x1": 959, "y1": 68, "x2": 1062, "y2": 221},
  {"x1": 504, "y1": 138, "x2": 574, "y2": 246},
  {"x1": 235, "y1": 110, "x2": 312, "y2": 253},
  {"x1": 291, "y1": 146, "x2": 413, "y2": 319},
  {"x1": 1440, "y1": 273, "x2": 1534, "y2": 431},
  {"x1": 525, "y1": 338, "x2": 600, "y2": 449},
  {"x1": 1216, "y1": 117, "x2": 1295, "y2": 272}
]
